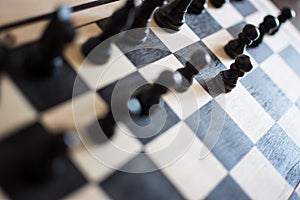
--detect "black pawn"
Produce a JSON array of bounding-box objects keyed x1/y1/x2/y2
[
  {"x1": 176, "y1": 49, "x2": 211, "y2": 92},
  {"x1": 81, "y1": 0, "x2": 135, "y2": 64},
  {"x1": 188, "y1": 0, "x2": 208, "y2": 14},
  {"x1": 154, "y1": 0, "x2": 194, "y2": 32},
  {"x1": 219, "y1": 54, "x2": 253, "y2": 93},
  {"x1": 26, "y1": 6, "x2": 75, "y2": 76},
  {"x1": 124, "y1": 0, "x2": 165, "y2": 44},
  {"x1": 224, "y1": 24, "x2": 260, "y2": 59},
  {"x1": 249, "y1": 15, "x2": 279, "y2": 48},
  {"x1": 210, "y1": 0, "x2": 228, "y2": 8},
  {"x1": 270, "y1": 7, "x2": 296, "y2": 35}
]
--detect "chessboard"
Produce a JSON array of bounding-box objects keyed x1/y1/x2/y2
[{"x1": 0, "y1": 0, "x2": 300, "y2": 199}]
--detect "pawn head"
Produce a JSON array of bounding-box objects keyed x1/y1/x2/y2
[
  {"x1": 264, "y1": 15, "x2": 280, "y2": 31},
  {"x1": 281, "y1": 7, "x2": 296, "y2": 20},
  {"x1": 243, "y1": 24, "x2": 260, "y2": 41},
  {"x1": 235, "y1": 55, "x2": 253, "y2": 73}
]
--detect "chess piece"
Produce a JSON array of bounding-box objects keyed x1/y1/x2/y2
[
  {"x1": 81, "y1": 0, "x2": 135, "y2": 64},
  {"x1": 0, "y1": 130, "x2": 67, "y2": 183},
  {"x1": 98, "y1": 110, "x2": 116, "y2": 139},
  {"x1": 26, "y1": 6, "x2": 75, "y2": 76},
  {"x1": 176, "y1": 49, "x2": 211, "y2": 92},
  {"x1": 154, "y1": 0, "x2": 194, "y2": 32},
  {"x1": 209, "y1": 0, "x2": 243, "y2": 8},
  {"x1": 218, "y1": 54, "x2": 252, "y2": 93},
  {"x1": 188, "y1": 0, "x2": 208, "y2": 14},
  {"x1": 270, "y1": 7, "x2": 296, "y2": 35},
  {"x1": 129, "y1": 71, "x2": 182, "y2": 115},
  {"x1": 249, "y1": 15, "x2": 280, "y2": 48},
  {"x1": 210, "y1": 0, "x2": 228, "y2": 8},
  {"x1": 224, "y1": 24, "x2": 260, "y2": 59},
  {"x1": 124, "y1": 0, "x2": 165, "y2": 44},
  {"x1": 0, "y1": 43, "x2": 7, "y2": 72}
]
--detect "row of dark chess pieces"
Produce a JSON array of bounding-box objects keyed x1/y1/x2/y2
[
  {"x1": 90, "y1": 0, "x2": 296, "y2": 139},
  {"x1": 0, "y1": 0, "x2": 296, "y2": 185},
  {"x1": 0, "y1": 0, "x2": 295, "y2": 76}
]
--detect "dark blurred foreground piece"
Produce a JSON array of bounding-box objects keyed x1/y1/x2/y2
[
  {"x1": 249, "y1": 15, "x2": 280, "y2": 48},
  {"x1": 129, "y1": 71, "x2": 179, "y2": 116},
  {"x1": 188, "y1": 0, "x2": 208, "y2": 14},
  {"x1": 270, "y1": 7, "x2": 296, "y2": 35},
  {"x1": 81, "y1": 0, "x2": 135, "y2": 64},
  {"x1": 26, "y1": 6, "x2": 75, "y2": 76},
  {"x1": 0, "y1": 43, "x2": 8, "y2": 71},
  {"x1": 0, "y1": 124, "x2": 67, "y2": 184},
  {"x1": 98, "y1": 110, "x2": 116, "y2": 140},
  {"x1": 124, "y1": 0, "x2": 165, "y2": 45},
  {"x1": 224, "y1": 24, "x2": 260, "y2": 59},
  {"x1": 154, "y1": 0, "x2": 194, "y2": 32}
]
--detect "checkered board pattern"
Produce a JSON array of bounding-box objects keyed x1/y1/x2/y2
[{"x1": 0, "y1": 0, "x2": 300, "y2": 199}]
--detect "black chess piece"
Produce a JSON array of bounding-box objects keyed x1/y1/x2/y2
[
  {"x1": 218, "y1": 54, "x2": 252, "y2": 93},
  {"x1": 224, "y1": 24, "x2": 260, "y2": 59},
  {"x1": 124, "y1": 0, "x2": 165, "y2": 45},
  {"x1": 188, "y1": 0, "x2": 208, "y2": 14},
  {"x1": 129, "y1": 71, "x2": 182, "y2": 116},
  {"x1": 249, "y1": 15, "x2": 280, "y2": 48},
  {"x1": 0, "y1": 43, "x2": 7, "y2": 72},
  {"x1": 81, "y1": 0, "x2": 135, "y2": 64},
  {"x1": 209, "y1": 0, "x2": 243, "y2": 8},
  {"x1": 269, "y1": 7, "x2": 296, "y2": 35},
  {"x1": 210, "y1": 0, "x2": 228, "y2": 8},
  {"x1": 176, "y1": 49, "x2": 211, "y2": 92},
  {"x1": 153, "y1": 0, "x2": 194, "y2": 32},
  {"x1": 98, "y1": 110, "x2": 116, "y2": 139},
  {"x1": 26, "y1": 6, "x2": 75, "y2": 76},
  {"x1": 0, "y1": 130, "x2": 67, "y2": 183}
]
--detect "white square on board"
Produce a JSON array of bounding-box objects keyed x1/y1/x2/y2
[
  {"x1": 230, "y1": 147, "x2": 293, "y2": 200},
  {"x1": 215, "y1": 83, "x2": 274, "y2": 143},
  {"x1": 146, "y1": 122, "x2": 227, "y2": 200},
  {"x1": 0, "y1": 75, "x2": 37, "y2": 139}
]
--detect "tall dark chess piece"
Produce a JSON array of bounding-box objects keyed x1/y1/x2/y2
[
  {"x1": 218, "y1": 55, "x2": 252, "y2": 93},
  {"x1": 249, "y1": 15, "x2": 279, "y2": 48},
  {"x1": 154, "y1": 0, "x2": 194, "y2": 32},
  {"x1": 188, "y1": 0, "x2": 208, "y2": 15},
  {"x1": 26, "y1": 6, "x2": 75, "y2": 76},
  {"x1": 81, "y1": 0, "x2": 135, "y2": 64},
  {"x1": 224, "y1": 24, "x2": 260, "y2": 59},
  {"x1": 270, "y1": 7, "x2": 296, "y2": 35},
  {"x1": 124, "y1": 0, "x2": 165, "y2": 45},
  {"x1": 176, "y1": 49, "x2": 211, "y2": 92}
]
